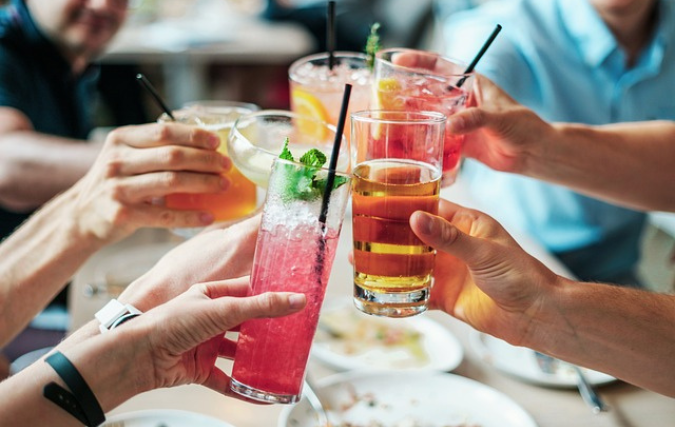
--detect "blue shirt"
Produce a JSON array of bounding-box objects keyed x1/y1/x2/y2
[
  {"x1": 0, "y1": 0, "x2": 98, "y2": 239},
  {"x1": 442, "y1": 0, "x2": 675, "y2": 282}
]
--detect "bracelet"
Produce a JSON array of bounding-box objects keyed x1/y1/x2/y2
[{"x1": 44, "y1": 351, "x2": 106, "y2": 427}]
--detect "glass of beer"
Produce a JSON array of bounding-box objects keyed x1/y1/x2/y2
[{"x1": 350, "y1": 110, "x2": 445, "y2": 317}]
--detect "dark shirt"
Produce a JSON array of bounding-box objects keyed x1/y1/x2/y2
[{"x1": 0, "y1": 0, "x2": 98, "y2": 239}]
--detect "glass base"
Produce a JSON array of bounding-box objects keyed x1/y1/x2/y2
[
  {"x1": 353, "y1": 284, "x2": 429, "y2": 317},
  {"x1": 230, "y1": 378, "x2": 301, "y2": 404}
]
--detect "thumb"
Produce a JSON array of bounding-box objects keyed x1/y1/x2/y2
[
  {"x1": 216, "y1": 291, "x2": 307, "y2": 329},
  {"x1": 446, "y1": 108, "x2": 490, "y2": 135},
  {"x1": 410, "y1": 211, "x2": 483, "y2": 266}
]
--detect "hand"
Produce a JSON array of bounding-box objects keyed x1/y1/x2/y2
[
  {"x1": 118, "y1": 214, "x2": 260, "y2": 312},
  {"x1": 449, "y1": 74, "x2": 554, "y2": 174},
  {"x1": 71, "y1": 122, "x2": 231, "y2": 244},
  {"x1": 128, "y1": 277, "x2": 306, "y2": 397},
  {"x1": 410, "y1": 199, "x2": 562, "y2": 346}
]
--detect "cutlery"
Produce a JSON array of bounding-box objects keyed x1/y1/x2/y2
[
  {"x1": 304, "y1": 375, "x2": 331, "y2": 427},
  {"x1": 533, "y1": 351, "x2": 609, "y2": 414}
]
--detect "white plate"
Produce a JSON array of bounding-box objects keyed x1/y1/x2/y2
[
  {"x1": 279, "y1": 371, "x2": 538, "y2": 427},
  {"x1": 470, "y1": 331, "x2": 616, "y2": 388},
  {"x1": 103, "y1": 409, "x2": 236, "y2": 427},
  {"x1": 312, "y1": 300, "x2": 463, "y2": 372}
]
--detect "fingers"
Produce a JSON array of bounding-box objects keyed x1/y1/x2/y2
[
  {"x1": 107, "y1": 122, "x2": 220, "y2": 150},
  {"x1": 108, "y1": 204, "x2": 216, "y2": 228},
  {"x1": 108, "y1": 170, "x2": 229, "y2": 203},
  {"x1": 112, "y1": 145, "x2": 231, "y2": 177},
  {"x1": 446, "y1": 108, "x2": 490, "y2": 135},
  {"x1": 201, "y1": 277, "x2": 251, "y2": 299},
  {"x1": 218, "y1": 336, "x2": 238, "y2": 359},
  {"x1": 391, "y1": 51, "x2": 438, "y2": 70}
]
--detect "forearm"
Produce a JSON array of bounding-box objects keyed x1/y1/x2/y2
[
  {"x1": 531, "y1": 279, "x2": 675, "y2": 396},
  {"x1": 526, "y1": 120, "x2": 675, "y2": 212},
  {"x1": 0, "y1": 131, "x2": 100, "y2": 211},
  {"x1": 0, "y1": 326, "x2": 150, "y2": 425},
  {"x1": 0, "y1": 184, "x2": 105, "y2": 346}
]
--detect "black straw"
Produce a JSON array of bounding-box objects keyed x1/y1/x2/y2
[
  {"x1": 136, "y1": 73, "x2": 175, "y2": 121},
  {"x1": 456, "y1": 24, "x2": 502, "y2": 88},
  {"x1": 318, "y1": 83, "x2": 351, "y2": 225},
  {"x1": 327, "y1": 1, "x2": 336, "y2": 70}
]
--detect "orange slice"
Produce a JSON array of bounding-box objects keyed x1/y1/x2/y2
[{"x1": 291, "y1": 88, "x2": 330, "y2": 140}]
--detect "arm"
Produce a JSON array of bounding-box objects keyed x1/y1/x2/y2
[
  {"x1": 0, "y1": 122, "x2": 229, "y2": 346},
  {"x1": 453, "y1": 75, "x2": 675, "y2": 212},
  {"x1": 0, "y1": 279, "x2": 306, "y2": 426},
  {"x1": 410, "y1": 200, "x2": 675, "y2": 397},
  {"x1": 0, "y1": 107, "x2": 100, "y2": 211}
]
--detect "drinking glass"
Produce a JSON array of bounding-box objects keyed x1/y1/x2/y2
[
  {"x1": 350, "y1": 110, "x2": 445, "y2": 317},
  {"x1": 228, "y1": 110, "x2": 349, "y2": 188},
  {"x1": 158, "y1": 102, "x2": 259, "y2": 237},
  {"x1": 289, "y1": 51, "x2": 371, "y2": 142},
  {"x1": 373, "y1": 48, "x2": 474, "y2": 186},
  {"x1": 230, "y1": 157, "x2": 351, "y2": 404}
]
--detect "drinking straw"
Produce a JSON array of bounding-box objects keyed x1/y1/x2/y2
[
  {"x1": 318, "y1": 83, "x2": 352, "y2": 225},
  {"x1": 135, "y1": 73, "x2": 175, "y2": 121},
  {"x1": 327, "y1": 1, "x2": 336, "y2": 70},
  {"x1": 456, "y1": 24, "x2": 502, "y2": 88}
]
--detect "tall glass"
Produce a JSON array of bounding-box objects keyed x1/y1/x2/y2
[
  {"x1": 159, "y1": 102, "x2": 260, "y2": 236},
  {"x1": 230, "y1": 157, "x2": 351, "y2": 404},
  {"x1": 373, "y1": 48, "x2": 474, "y2": 186},
  {"x1": 289, "y1": 51, "x2": 371, "y2": 141},
  {"x1": 350, "y1": 111, "x2": 445, "y2": 318},
  {"x1": 228, "y1": 110, "x2": 349, "y2": 188}
]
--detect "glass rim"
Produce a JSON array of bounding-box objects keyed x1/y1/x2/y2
[
  {"x1": 272, "y1": 156, "x2": 351, "y2": 177},
  {"x1": 350, "y1": 110, "x2": 447, "y2": 125},
  {"x1": 181, "y1": 100, "x2": 261, "y2": 112},
  {"x1": 375, "y1": 47, "x2": 471, "y2": 78},
  {"x1": 289, "y1": 51, "x2": 369, "y2": 83}
]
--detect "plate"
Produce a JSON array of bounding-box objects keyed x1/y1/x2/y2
[
  {"x1": 103, "y1": 409, "x2": 235, "y2": 427},
  {"x1": 470, "y1": 331, "x2": 616, "y2": 388},
  {"x1": 312, "y1": 300, "x2": 463, "y2": 372},
  {"x1": 279, "y1": 371, "x2": 538, "y2": 427}
]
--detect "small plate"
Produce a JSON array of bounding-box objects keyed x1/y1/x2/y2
[
  {"x1": 470, "y1": 331, "x2": 616, "y2": 388},
  {"x1": 279, "y1": 371, "x2": 538, "y2": 427},
  {"x1": 312, "y1": 300, "x2": 463, "y2": 372},
  {"x1": 103, "y1": 409, "x2": 235, "y2": 427}
]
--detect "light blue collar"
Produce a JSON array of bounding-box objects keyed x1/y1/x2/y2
[{"x1": 557, "y1": 0, "x2": 618, "y2": 68}]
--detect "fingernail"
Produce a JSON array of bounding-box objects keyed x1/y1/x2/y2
[
  {"x1": 447, "y1": 116, "x2": 464, "y2": 132},
  {"x1": 417, "y1": 212, "x2": 437, "y2": 236},
  {"x1": 199, "y1": 212, "x2": 214, "y2": 224},
  {"x1": 221, "y1": 155, "x2": 232, "y2": 170},
  {"x1": 209, "y1": 134, "x2": 220, "y2": 148},
  {"x1": 220, "y1": 177, "x2": 230, "y2": 190},
  {"x1": 288, "y1": 294, "x2": 306, "y2": 309}
]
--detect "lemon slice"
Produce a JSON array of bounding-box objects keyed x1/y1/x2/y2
[
  {"x1": 291, "y1": 88, "x2": 330, "y2": 140},
  {"x1": 373, "y1": 77, "x2": 405, "y2": 110}
]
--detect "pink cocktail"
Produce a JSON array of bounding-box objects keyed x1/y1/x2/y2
[
  {"x1": 373, "y1": 48, "x2": 474, "y2": 187},
  {"x1": 230, "y1": 157, "x2": 350, "y2": 404}
]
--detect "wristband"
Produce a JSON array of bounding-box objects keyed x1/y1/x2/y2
[
  {"x1": 44, "y1": 351, "x2": 105, "y2": 427},
  {"x1": 95, "y1": 299, "x2": 142, "y2": 334}
]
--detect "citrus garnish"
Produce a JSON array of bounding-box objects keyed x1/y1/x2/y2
[
  {"x1": 374, "y1": 77, "x2": 405, "y2": 110},
  {"x1": 291, "y1": 88, "x2": 330, "y2": 140}
]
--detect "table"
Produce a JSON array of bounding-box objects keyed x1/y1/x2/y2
[
  {"x1": 101, "y1": 4, "x2": 314, "y2": 106},
  {"x1": 71, "y1": 181, "x2": 675, "y2": 427}
]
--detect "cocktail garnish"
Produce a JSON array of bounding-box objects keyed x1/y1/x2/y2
[
  {"x1": 279, "y1": 138, "x2": 347, "y2": 202},
  {"x1": 365, "y1": 22, "x2": 382, "y2": 71}
]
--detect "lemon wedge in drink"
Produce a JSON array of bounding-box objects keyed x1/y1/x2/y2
[
  {"x1": 291, "y1": 88, "x2": 330, "y2": 140},
  {"x1": 373, "y1": 77, "x2": 405, "y2": 110}
]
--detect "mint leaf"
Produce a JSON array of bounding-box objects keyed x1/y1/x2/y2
[
  {"x1": 365, "y1": 22, "x2": 382, "y2": 71},
  {"x1": 299, "y1": 149, "x2": 327, "y2": 168},
  {"x1": 279, "y1": 137, "x2": 294, "y2": 161}
]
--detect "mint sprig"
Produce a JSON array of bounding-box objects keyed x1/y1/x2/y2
[
  {"x1": 365, "y1": 22, "x2": 382, "y2": 71},
  {"x1": 278, "y1": 138, "x2": 348, "y2": 202}
]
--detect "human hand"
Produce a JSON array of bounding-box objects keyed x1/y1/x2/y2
[
  {"x1": 410, "y1": 199, "x2": 562, "y2": 346},
  {"x1": 448, "y1": 74, "x2": 554, "y2": 174},
  {"x1": 119, "y1": 214, "x2": 260, "y2": 312},
  {"x1": 71, "y1": 122, "x2": 230, "y2": 244},
  {"x1": 128, "y1": 277, "x2": 306, "y2": 398}
]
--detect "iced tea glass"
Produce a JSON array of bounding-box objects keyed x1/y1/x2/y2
[
  {"x1": 373, "y1": 48, "x2": 474, "y2": 186},
  {"x1": 230, "y1": 157, "x2": 351, "y2": 404},
  {"x1": 351, "y1": 111, "x2": 445, "y2": 317},
  {"x1": 159, "y1": 102, "x2": 259, "y2": 237},
  {"x1": 289, "y1": 51, "x2": 371, "y2": 141}
]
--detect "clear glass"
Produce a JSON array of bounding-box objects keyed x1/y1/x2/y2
[
  {"x1": 289, "y1": 51, "x2": 371, "y2": 142},
  {"x1": 158, "y1": 102, "x2": 260, "y2": 238},
  {"x1": 350, "y1": 110, "x2": 446, "y2": 317},
  {"x1": 230, "y1": 157, "x2": 351, "y2": 404},
  {"x1": 228, "y1": 110, "x2": 349, "y2": 188},
  {"x1": 373, "y1": 48, "x2": 474, "y2": 187}
]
